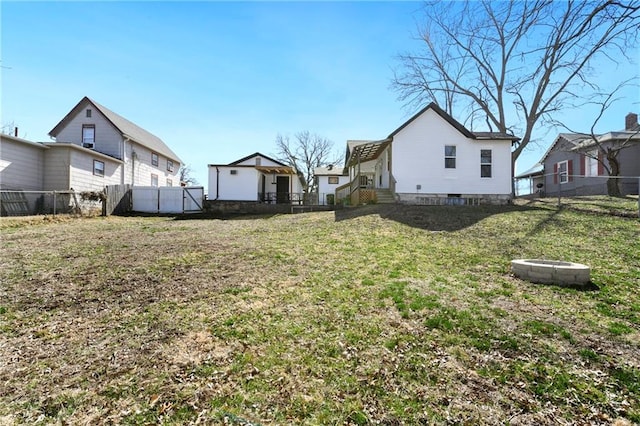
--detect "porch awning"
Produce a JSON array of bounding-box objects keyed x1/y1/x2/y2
[
  {"x1": 347, "y1": 139, "x2": 391, "y2": 166},
  {"x1": 256, "y1": 166, "x2": 296, "y2": 175}
]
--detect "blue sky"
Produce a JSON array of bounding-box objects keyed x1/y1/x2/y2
[{"x1": 1, "y1": 1, "x2": 638, "y2": 190}]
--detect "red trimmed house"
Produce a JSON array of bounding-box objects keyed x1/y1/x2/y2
[{"x1": 540, "y1": 113, "x2": 640, "y2": 196}]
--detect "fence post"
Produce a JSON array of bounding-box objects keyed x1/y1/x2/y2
[
  {"x1": 638, "y1": 177, "x2": 640, "y2": 219},
  {"x1": 53, "y1": 191, "x2": 57, "y2": 216}
]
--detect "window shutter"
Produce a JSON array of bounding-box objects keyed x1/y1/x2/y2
[
  {"x1": 553, "y1": 163, "x2": 558, "y2": 184},
  {"x1": 568, "y1": 160, "x2": 574, "y2": 182},
  {"x1": 579, "y1": 154, "x2": 585, "y2": 177},
  {"x1": 597, "y1": 151, "x2": 604, "y2": 176}
]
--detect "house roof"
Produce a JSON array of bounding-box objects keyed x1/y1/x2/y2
[
  {"x1": 41, "y1": 142, "x2": 124, "y2": 163},
  {"x1": 48, "y1": 96, "x2": 182, "y2": 163},
  {"x1": 515, "y1": 163, "x2": 544, "y2": 179},
  {"x1": 388, "y1": 102, "x2": 520, "y2": 141},
  {"x1": 539, "y1": 133, "x2": 586, "y2": 163},
  {"x1": 0, "y1": 133, "x2": 48, "y2": 149},
  {"x1": 314, "y1": 165, "x2": 347, "y2": 176},
  {"x1": 229, "y1": 152, "x2": 289, "y2": 167},
  {"x1": 539, "y1": 129, "x2": 640, "y2": 164}
]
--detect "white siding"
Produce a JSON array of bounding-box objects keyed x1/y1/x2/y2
[
  {"x1": 0, "y1": 136, "x2": 46, "y2": 190},
  {"x1": 54, "y1": 104, "x2": 124, "y2": 159},
  {"x1": 392, "y1": 108, "x2": 512, "y2": 196},
  {"x1": 43, "y1": 148, "x2": 71, "y2": 191},
  {"x1": 235, "y1": 155, "x2": 282, "y2": 167},
  {"x1": 316, "y1": 174, "x2": 349, "y2": 205},
  {"x1": 209, "y1": 166, "x2": 261, "y2": 201},
  {"x1": 126, "y1": 141, "x2": 180, "y2": 187},
  {"x1": 68, "y1": 150, "x2": 122, "y2": 192}
]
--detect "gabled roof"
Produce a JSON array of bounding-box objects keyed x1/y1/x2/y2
[
  {"x1": 229, "y1": 152, "x2": 288, "y2": 167},
  {"x1": 388, "y1": 102, "x2": 519, "y2": 141},
  {"x1": 48, "y1": 96, "x2": 182, "y2": 163},
  {"x1": 314, "y1": 165, "x2": 348, "y2": 176},
  {"x1": 539, "y1": 133, "x2": 587, "y2": 163}
]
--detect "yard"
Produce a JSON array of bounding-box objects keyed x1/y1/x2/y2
[{"x1": 1, "y1": 197, "x2": 639, "y2": 425}]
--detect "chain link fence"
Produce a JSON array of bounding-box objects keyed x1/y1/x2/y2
[{"x1": 0, "y1": 190, "x2": 102, "y2": 217}]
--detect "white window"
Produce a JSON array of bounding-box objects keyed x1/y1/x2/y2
[
  {"x1": 151, "y1": 152, "x2": 159, "y2": 167},
  {"x1": 558, "y1": 161, "x2": 568, "y2": 184},
  {"x1": 167, "y1": 159, "x2": 174, "y2": 172},
  {"x1": 445, "y1": 145, "x2": 456, "y2": 169},
  {"x1": 82, "y1": 125, "x2": 95, "y2": 148},
  {"x1": 328, "y1": 176, "x2": 339, "y2": 184},
  {"x1": 255, "y1": 157, "x2": 262, "y2": 166},
  {"x1": 586, "y1": 151, "x2": 598, "y2": 176},
  {"x1": 93, "y1": 160, "x2": 104, "y2": 177},
  {"x1": 480, "y1": 149, "x2": 492, "y2": 178},
  {"x1": 167, "y1": 178, "x2": 173, "y2": 187},
  {"x1": 151, "y1": 174, "x2": 158, "y2": 187}
]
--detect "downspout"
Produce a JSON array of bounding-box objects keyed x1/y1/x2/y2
[
  {"x1": 123, "y1": 137, "x2": 131, "y2": 186},
  {"x1": 215, "y1": 166, "x2": 220, "y2": 200}
]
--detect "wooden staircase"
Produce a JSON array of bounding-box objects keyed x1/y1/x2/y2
[{"x1": 375, "y1": 189, "x2": 396, "y2": 204}]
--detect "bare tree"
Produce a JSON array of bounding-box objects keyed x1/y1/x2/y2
[
  {"x1": 275, "y1": 131, "x2": 341, "y2": 192},
  {"x1": 179, "y1": 164, "x2": 198, "y2": 186},
  {"x1": 1, "y1": 121, "x2": 18, "y2": 136},
  {"x1": 392, "y1": 1, "x2": 640, "y2": 193},
  {"x1": 553, "y1": 82, "x2": 640, "y2": 196}
]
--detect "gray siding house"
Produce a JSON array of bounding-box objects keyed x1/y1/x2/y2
[
  {"x1": 540, "y1": 113, "x2": 640, "y2": 197},
  {"x1": 49, "y1": 97, "x2": 182, "y2": 187},
  {"x1": 2, "y1": 97, "x2": 183, "y2": 195}
]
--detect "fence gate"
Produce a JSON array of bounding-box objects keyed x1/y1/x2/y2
[{"x1": 131, "y1": 186, "x2": 204, "y2": 214}]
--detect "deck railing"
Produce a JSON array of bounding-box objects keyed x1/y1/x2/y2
[{"x1": 259, "y1": 192, "x2": 316, "y2": 205}]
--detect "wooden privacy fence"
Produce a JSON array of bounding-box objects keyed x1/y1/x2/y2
[{"x1": 103, "y1": 184, "x2": 132, "y2": 216}]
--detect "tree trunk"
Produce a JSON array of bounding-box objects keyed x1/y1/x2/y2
[{"x1": 606, "y1": 153, "x2": 621, "y2": 197}]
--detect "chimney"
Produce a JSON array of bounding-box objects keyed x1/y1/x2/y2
[
  {"x1": 328, "y1": 164, "x2": 333, "y2": 170},
  {"x1": 14, "y1": 127, "x2": 18, "y2": 137},
  {"x1": 626, "y1": 112, "x2": 638, "y2": 131}
]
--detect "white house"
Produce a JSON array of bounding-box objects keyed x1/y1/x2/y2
[
  {"x1": 48, "y1": 96, "x2": 182, "y2": 188},
  {"x1": 343, "y1": 103, "x2": 518, "y2": 205},
  {"x1": 208, "y1": 153, "x2": 303, "y2": 203},
  {"x1": 314, "y1": 165, "x2": 349, "y2": 205}
]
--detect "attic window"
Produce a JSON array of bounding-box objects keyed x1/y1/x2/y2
[
  {"x1": 255, "y1": 157, "x2": 261, "y2": 166},
  {"x1": 86, "y1": 109, "x2": 92, "y2": 118},
  {"x1": 230, "y1": 170, "x2": 237, "y2": 175},
  {"x1": 82, "y1": 125, "x2": 95, "y2": 148},
  {"x1": 328, "y1": 176, "x2": 339, "y2": 184}
]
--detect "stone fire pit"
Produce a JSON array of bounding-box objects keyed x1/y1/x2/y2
[{"x1": 511, "y1": 259, "x2": 591, "y2": 287}]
